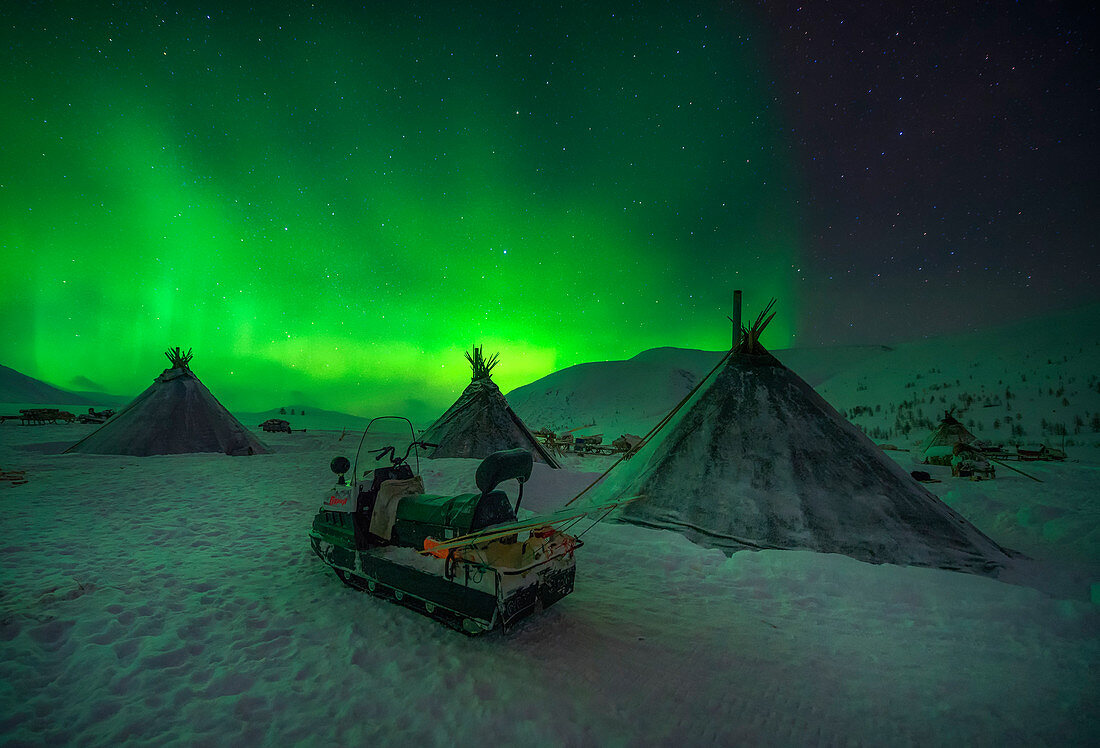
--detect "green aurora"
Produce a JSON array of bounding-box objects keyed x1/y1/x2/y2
[{"x1": 1, "y1": 2, "x2": 801, "y2": 420}]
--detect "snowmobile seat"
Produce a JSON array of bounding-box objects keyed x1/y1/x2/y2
[
  {"x1": 390, "y1": 491, "x2": 517, "y2": 550},
  {"x1": 384, "y1": 452, "x2": 529, "y2": 550}
]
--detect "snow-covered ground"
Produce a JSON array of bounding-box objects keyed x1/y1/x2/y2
[{"x1": 1, "y1": 417, "x2": 1096, "y2": 745}]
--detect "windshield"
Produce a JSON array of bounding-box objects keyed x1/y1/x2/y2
[{"x1": 352, "y1": 416, "x2": 420, "y2": 483}]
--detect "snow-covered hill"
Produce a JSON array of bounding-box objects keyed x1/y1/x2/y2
[
  {"x1": 507, "y1": 344, "x2": 891, "y2": 437},
  {"x1": 508, "y1": 304, "x2": 1100, "y2": 453},
  {"x1": 817, "y1": 304, "x2": 1100, "y2": 450}
]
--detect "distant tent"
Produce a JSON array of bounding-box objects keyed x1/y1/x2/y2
[
  {"x1": 598, "y1": 301, "x2": 1010, "y2": 574},
  {"x1": 65, "y1": 348, "x2": 269, "y2": 457},
  {"x1": 920, "y1": 411, "x2": 979, "y2": 466},
  {"x1": 420, "y1": 346, "x2": 560, "y2": 467}
]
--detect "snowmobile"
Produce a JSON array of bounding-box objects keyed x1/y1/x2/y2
[{"x1": 309, "y1": 416, "x2": 620, "y2": 634}]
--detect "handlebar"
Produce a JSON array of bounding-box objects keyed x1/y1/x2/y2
[
  {"x1": 366, "y1": 441, "x2": 437, "y2": 468},
  {"x1": 369, "y1": 446, "x2": 396, "y2": 462}
]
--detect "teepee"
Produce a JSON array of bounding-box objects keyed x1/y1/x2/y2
[
  {"x1": 420, "y1": 346, "x2": 560, "y2": 467},
  {"x1": 920, "y1": 411, "x2": 979, "y2": 465},
  {"x1": 598, "y1": 301, "x2": 1010, "y2": 574},
  {"x1": 65, "y1": 347, "x2": 270, "y2": 457}
]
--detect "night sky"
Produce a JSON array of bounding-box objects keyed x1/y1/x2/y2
[
  {"x1": 757, "y1": 1, "x2": 1096, "y2": 344},
  {"x1": 2, "y1": 1, "x2": 1093, "y2": 417}
]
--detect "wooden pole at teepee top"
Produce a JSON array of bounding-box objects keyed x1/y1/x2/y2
[
  {"x1": 465, "y1": 345, "x2": 500, "y2": 381},
  {"x1": 165, "y1": 346, "x2": 194, "y2": 368},
  {"x1": 732, "y1": 289, "x2": 742, "y2": 349}
]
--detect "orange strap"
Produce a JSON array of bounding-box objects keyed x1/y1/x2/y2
[{"x1": 423, "y1": 537, "x2": 449, "y2": 559}]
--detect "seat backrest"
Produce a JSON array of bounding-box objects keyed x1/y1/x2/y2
[
  {"x1": 471, "y1": 490, "x2": 518, "y2": 531},
  {"x1": 475, "y1": 449, "x2": 533, "y2": 495}
]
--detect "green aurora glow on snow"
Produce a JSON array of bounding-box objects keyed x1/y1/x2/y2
[{"x1": 1, "y1": 3, "x2": 801, "y2": 419}]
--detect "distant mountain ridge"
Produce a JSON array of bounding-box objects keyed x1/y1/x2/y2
[
  {"x1": 0, "y1": 362, "x2": 369, "y2": 426},
  {"x1": 234, "y1": 405, "x2": 375, "y2": 432},
  {"x1": 0, "y1": 364, "x2": 98, "y2": 406},
  {"x1": 6, "y1": 303, "x2": 1096, "y2": 447}
]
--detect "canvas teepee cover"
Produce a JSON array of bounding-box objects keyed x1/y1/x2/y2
[
  {"x1": 599, "y1": 306, "x2": 1009, "y2": 574},
  {"x1": 420, "y1": 347, "x2": 560, "y2": 467},
  {"x1": 920, "y1": 411, "x2": 979, "y2": 465},
  {"x1": 65, "y1": 348, "x2": 269, "y2": 457}
]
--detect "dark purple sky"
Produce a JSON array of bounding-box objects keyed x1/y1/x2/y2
[{"x1": 753, "y1": 1, "x2": 1096, "y2": 344}]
